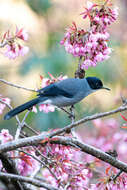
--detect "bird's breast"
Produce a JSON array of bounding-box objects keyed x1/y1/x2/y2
[{"x1": 50, "y1": 91, "x2": 90, "y2": 107}]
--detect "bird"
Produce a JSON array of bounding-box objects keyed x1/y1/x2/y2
[{"x1": 4, "y1": 77, "x2": 110, "y2": 120}]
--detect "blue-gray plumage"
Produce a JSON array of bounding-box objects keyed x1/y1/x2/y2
[{"x1": 4, "y1": 77, "x2": 110, "y2": 120}]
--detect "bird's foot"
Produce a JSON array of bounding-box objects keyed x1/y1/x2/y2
[{"x1": 60, "y1": 107, "x2": 74, "y2": 119}]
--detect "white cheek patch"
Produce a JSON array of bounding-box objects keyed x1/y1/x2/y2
[{"x1": 40, "y1": 99, "x2": 52, "y2": 105}]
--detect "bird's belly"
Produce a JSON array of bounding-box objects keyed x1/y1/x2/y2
[{"x1": 50, "y1": 95, "x2": 85, "y2": 107}]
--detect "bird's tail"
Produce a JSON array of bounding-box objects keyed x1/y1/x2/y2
[{"x1": 4, "y1": 97, "x2": 41, "y2": 120}]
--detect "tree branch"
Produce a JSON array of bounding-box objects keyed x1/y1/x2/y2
[
  {"x1": 1, "y1": 103, "x2": 127, "y2": 153},
  {"x1": 1, "y1": 103, "x2": 127, "y2": 175},
  {"x1": 50, "y1": 103, "x2": 127, "y2": 137},
  {"x1": 111, "y1": 170, "x2": 123, "y2": 181},
  {"x1": 49, "y1": 136, "x2": 127, "y2": 173},
  {"x1": 18, "y1": 150, "x2": 58, "y2": 181},
  {"x1": 0, "y1": 153, "x2": 28, "y2": 190},
  {"x1": 15, "y1": 110, "x2": 30, "y2": 140},
  {"x1": 0, "y1": 79, "x2": 37, "y2": 92},
  {"x1": 1, "y1": 135, "x2": 127, "y2": 174},
  {"x1": 0, "y1": 172, "x2": 59, "y2": 190}
]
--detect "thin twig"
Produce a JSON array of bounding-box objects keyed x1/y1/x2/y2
[
  {"x1": 18, "y1": 150, "x2": 58, "y2": 181},
  {"x1": 111, "y1": 170, "x2": 123, "y2": 181},
  {"x1": 33, "y1": 146, "x2": 54, "y2": 164},
  {"x1": 60, "y1": 107, "x2": 73, "y2": 117},
  {"x1": 50, "y1": 104, "x2": 127, "y2": 137},
  {"x1": 0, "y1": 172, "x2": 59, "y2": 190},
  {"x1": 23, "y1": 123, "x2": 39, "y2": 135},
  {"x1": 15, "y1": 110, "x2": 30, "y2": 140},
  {"x1": 19, "y1": 149, "x2": 64, "y2": 188},
  {"x1": 27, "y1": 164, "x2": 41, "y2": 189},
  {"x1": 0, "y1": 41, "x2": 8, "y2": 48},
  {"x1": 0, "y1": 79, "x2": 37, "y2": 92},
  {"x1": 70, "y1": 105, "x2": 76, "y2": 137}
]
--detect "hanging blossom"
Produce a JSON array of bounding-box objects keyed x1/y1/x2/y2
[
  {"x1": 1, "y1": 27, "x2": 29, "y2": 59},
  {"x1": 89, "y1": 167, "x2": 127, "y2": 190},
  {"x1": 18, "y1": 148, "x2": 39, "y2": 176},
  {"x1": 32, "y1": 73, "x2": 68, "y2": 114},
  {"x1": 0, "y1": 95, "x2": 11, "y2": 115},
  {"x1": 0, "y1": 129, "x2": 14, "y2": 163},
  {"x1": 0, "y1": 129, "x2": 13, "y2": 143},
  {"x1": 40, "y1": 141, "x2": 92, "y2": 189},
  {"x1": 60, "y1": 1, "x2": 118, "y2": 69},
  {"x1": 0, "y1": 129, "x2": 39, "y2": 177}
]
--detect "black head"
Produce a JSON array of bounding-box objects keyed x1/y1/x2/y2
[{"x1": 86, "y1": 77, "x2": 110, "y2": 90}]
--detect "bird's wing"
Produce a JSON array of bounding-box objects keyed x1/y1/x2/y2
[{"x1": 37, "y1": 83, "x2": 73, "y2": 98}]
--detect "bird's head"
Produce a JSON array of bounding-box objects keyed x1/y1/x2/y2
[{"x1": 86, "y1": 77, "x2": 110, "y2": 91}]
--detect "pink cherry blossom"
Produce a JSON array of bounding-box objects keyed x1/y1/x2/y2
[
  {"x1": 4, "y1": 44, "x2": 29, "y2": 59},
  {"x1": 87, "y1": 1, "x2": 94, "y2": 10},
  {"x1": 0, "y1": 95, "x2": 11, "y2": 114},
  {"x1": 41, "y1": 78, "x2": 50, "y2": 88},
  {"x1": 41, "y1": 143, "x2": 91, "y2": 189},
  {"x1": 16, "y1": 28, "x2": 28, "y2": 41},
  {"x1": 32, "y1": 106, "x2": 37, "y2": 113},
  {"x1": 93, "y1": 16, "x2": 100, "y2": 24},
  {"x1": 81, "y1": 59, "x2": 96, "y2": 70},
  {"x1": 94, "y1": 52, "x2": 105, "y2": 62},
  {"x1": 112, "y1": 7, "x2": 119, "y2": 19},
  {"x1": 92, "y1": 170, "x2": 127, "y2": 190},
  {"x1": 18, "y1": 45, "x2": 29, "y2": 56},
  {"x1": 103, "y1": 47, "x2": 112, "y2": 55},
  {"x1": 1, "y1": 27, "x2": 29, "y2": 59},
  {"x1": 0, "y1": 103, "x2": 6, "y2": 114},
  {"x1": 39, "y1": 104, "x2": 55, "y2": 113},
  {"x1": 18, "y1": 150, "x2": 39, "y2": 176},
  {"x1": 80, "y1": 1, "x2": 97, "y2": 19},
  {"x1": 2, "y1": 97, "x2": 10, "y2": 105},
  {"x1": 89, "y1": 33, "x2": 98, "y2": 42},
  {"x1": 61, "y1": 1, "x2": 118, "y2": 69},
  {"x1": 0, "y1": 129, "x2": 13, "y2": 143},
  {"x1": 4, "y1": 44, "x2": 18, "y2": 59}
]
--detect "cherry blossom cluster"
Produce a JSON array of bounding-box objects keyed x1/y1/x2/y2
[
  {"x1": 89, "y1": 167, "x2": 127, "y2": 190},
  {"x1": 39, "y1": 118, "x2": 127, "y2": 189},
  {"x1": 81, "y1": 117, "x2": 127, "y2": 189},
  {"x1": 0, "y1": 129, "x2": 13, "y2": 143},
  {"x1": 0, "y1": 129, "x2": 92, "y2": 189},
  {"x1": 0, "y1": 95, "x2": 11, "y2": 115},
  {"x1": 18, "y1": 149, "x2": 39, "y2": 176},
  {"x1": 60, "y1": 1, "x2": 118, "y2": 69},
  {"x1": 1, "y1": 114, "x2": 127, "y2": 189},
  {"x1": 1, "y1": 27, "x2": 29, "y2": 59},
  {"x1": 32, "y1": 73, "x2": 67, "y2": 113},
  {"x1": 40, "y1": 142, "x2": 92, "y2": 189},
  {"x1": 0, "y1": 129, "x2": 39, "y2": 176}
]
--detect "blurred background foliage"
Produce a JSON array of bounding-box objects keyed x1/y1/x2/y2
[{"x1": 0, "y1": 0, "x2": 127, "y2": 134}]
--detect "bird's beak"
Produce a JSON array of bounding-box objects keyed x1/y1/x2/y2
[{"x1": 102, "y1": 86, "x2": 111, "y2": 91}]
